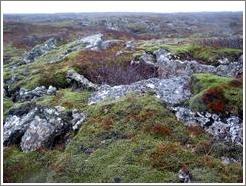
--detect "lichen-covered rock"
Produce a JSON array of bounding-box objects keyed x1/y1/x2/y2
[
  {"x1": 173, "y1": 107, "x2": 243, "y2": 145},
  {"x1": 80, "y1": 33, "x2": 103, "y2": 50},
  {"x1": 71, "y1": 109, "x2": 87, "y2": 130},
  {"x1": 23, "y1": 38, "x2": 57, "y2": 64},
  {"x1": 67, "y1": 69, "x2": 98, "y2": 90},
  {"x1": 3, "y1": 104, "x2": 87, "y2": 152},
  {"x1": 17, "y1": 85, "x2": 57, "y2": 101},
  {"x1": 153, "y1": 49, "x2": 216, "y2": 78},
  {"x1": 89, "y1": 75, "x2": 191, "y2": 105},
  {"x1": 216, "y1": 56, "x2": 243, "y2": 77}
]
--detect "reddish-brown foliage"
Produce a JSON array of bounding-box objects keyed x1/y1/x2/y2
[
  {"x1": 187, "y1": 125, "x2": 204, "y2": 136},
  {"x1": 151, "y1": 124, "x2": 172, "y2": 136},
  {"x1": 202, "y1": 87, "x2": 226, "y2": 113}
]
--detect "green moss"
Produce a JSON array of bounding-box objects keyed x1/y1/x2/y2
[
  {"x1": 37, "y1": 88, "x2": 91, "y2": 111},
  {"x1": 3, "y1": 146, "x2": 59, "y2": 183},
  {"x1": 191, "y1": 73, "x2": 233, "y2": 94},
  {"x1": 190, "y1": 73, "x2": 243, "y2": 115},
  {"x1": 3, "y1": 94, "x2": 243, "y2": 183},
  {"x1": 3, "y1": 97, "x2": 14, "y2": 118},
  {"x1": 137, "y1": 42, "x2": 242, "y2": 65}
]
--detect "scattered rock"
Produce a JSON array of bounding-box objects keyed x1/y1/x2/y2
[
  {"x1": 17, "y1": 86, "x2": 57, "y2": 102},
  {"x1": 3, "y1": 104, "x2": 87, "y2": 152},
  {"x1": 71, "y1": 109, "x2": 87, "y2": 130},
  {"x1": 216, "y1": 56, "x2": 243, "y2": 77},
  {"x1": 67, "y1": 69, "x2": 98, "y2": 90},
  {"x1": 89, "y1": 75, "x2": 191, "y2": 105},
  {"x1": 178, "y1": 166, "x2": 192, "y2": 183},
  {"x1": 23, "y1": 38, "x2": 57, "y2": 64},
  {"x1": 173, "y1": 107, "x2": 243, "y2": 145}
]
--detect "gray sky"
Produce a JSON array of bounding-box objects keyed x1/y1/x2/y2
[{"x1": 2, "y1": 1, "x2": 245, "y2": 14}]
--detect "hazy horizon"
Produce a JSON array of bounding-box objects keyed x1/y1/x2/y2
[{"x1": 2, "y1": 1, "x2": 245, "y2": 14}]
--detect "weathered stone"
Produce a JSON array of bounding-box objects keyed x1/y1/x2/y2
[
  {"x1": 17, "y1": 86, "x2": 56, "y2": 101},
  {"x1": 89, "y1": 75, "x2": 191, "y2": 105},
  {"x1": 67, "y1": 69, "x2": 98, "y2": 90},
  {"x1": 216, "y1": 56, "x2": 243, "y2": 77},
  {"x1": 23, "y1": 38, "x2": 57, "y2": 63},
  {"x1": 3, "y1": 104, "x2": 87, "y2": 152},
  {"x1": 71, "y1": 109, "x2": 87, "y2": 130},
  {"x1": 173, "y1": 107, "x2": 243, "y2": 145},
  {"x1": 101, "y1": 39, "x2": 123, "y2": 49},
  {"x1": 80, "y1": 33, "x2": 103, "y2": 50},
  {"x1": 153, "y1": 49, "x2": 216, "y2": 78}
]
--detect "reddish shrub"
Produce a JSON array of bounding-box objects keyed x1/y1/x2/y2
[
  {"x1": 202, "y1": 87, "x2": 226, "y2": 113},
  {"x1": 151, "y1": 124, "x2": 172, "y2": 136}
]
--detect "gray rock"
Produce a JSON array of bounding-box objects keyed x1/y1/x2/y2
[
  {"x1": 47, "y1": 85, "x2": 57, "y2": 95},
  {"x1": 173, "y1": 107, "x2": 243, "y2": 145},
  {"x1": 216, "y1": 56, "x2": 243, "y2": 77},
  {"x1": 67, "y1": 69, "x2": 98, "y2": 90},
  {"x1": 178, "y1": 167, "x2": 192, "y2": 183},
  {"x1": 101, "y1": 40, "x2": 123, "y2": 49},
  {"x1": 125, "y1": 41, "x2": 135, "y2": 50},
  {"x1": 4, "y1": 104, "x2": 87, "y2": 152},
  {"x1": 89, "y1": 75, "x2": 191, "y2": 105},
  {"x1": 139, "y1": 52, "x2": 156, "y2": 66},
  {"x1": 17, "y1": 86, "x2": 56, "y2": 101},
  {"x1": 23, "y1": 38, "x2": 57, "y2": 64},
  {"x1": 80, "y1": 33, "x2": 103, "y2": 50},
  {"x1": 153, "y1": 49, "x2": 216, "y2": 78},
  {"x1": 71, "y1": 109, "x2": 87, "y2": 130}
]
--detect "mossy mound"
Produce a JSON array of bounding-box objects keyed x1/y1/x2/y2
[
  {"x1": 190, "y1": 73, "x2": 243, "y2": 116},
  {"x1": 136, "y1": 42, "x2": 242, "y2": 65},
  {"x1": 4, "y1": 94, "x2": 243, "y2": 183}
]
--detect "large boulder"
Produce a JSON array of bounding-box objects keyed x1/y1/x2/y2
[
  {"x1": 67, "y1": 69, "x2": 98, "y2": 90},
  {"x1": 23, "y1": 38, "x2": 57, "y2": 63},
  {"x1": 3, "y1": 104, "x2": 87, "y2": 152},
  {"x1": 89, "y1": 75, "x2": 191, "y2": 105}
]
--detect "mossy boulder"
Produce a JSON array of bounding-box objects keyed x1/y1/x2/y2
[{"x1": 190, "y1": 73, "x2": 243, "y2": 116}]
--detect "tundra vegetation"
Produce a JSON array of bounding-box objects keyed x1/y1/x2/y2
[{"x1": 3, "y1": 12, "x2": 243, "y2": 183}]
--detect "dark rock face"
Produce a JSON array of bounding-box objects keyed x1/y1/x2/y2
[
  {"x1": 173, "y1": 107, "x2": 243, "y2": 145},
  {"x1": 23, "y1": 38, "x2": 57, "y2": 64},
  {"x1": 89, "y1": 75, "x2": 191, "y2": 105},
  {"x1": 3, "y1": 104, "x2": 86, "y2": 152}
]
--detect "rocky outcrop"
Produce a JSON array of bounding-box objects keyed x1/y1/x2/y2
[
  {"x1": 173, "y1": 107, "x2": 243, "y2": 145},
  {"x1": 67, "y1": 69, "x2": 98, "y2": 90},
  {"x1": 80, "y1": 33, "x2": 103, "y2": 50},
  {"x1": 16, "y1": 86, "x2": 57, "y2": 102},
  {"x1": 216, "y1": 55, "x2": 243, "y2": 77},
  {"x1": 3, "y1": 104, "x2": 87, "y2": 152},
  {"x1": 89, "y1": 75, "x2": 191, "y2": 105},
  {"x1": 153, "y1": 49, "x2": 216, "y2": 78},
  {"x1": 23, "y1": 38, "x2": 57, "y2": 64}
]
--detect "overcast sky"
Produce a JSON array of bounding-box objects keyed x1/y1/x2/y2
[{"x1": 1, "y1": 1, "x2": 245, "y2": 14}]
